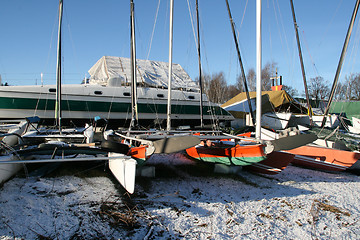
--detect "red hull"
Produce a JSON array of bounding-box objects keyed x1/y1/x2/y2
[
  {"x1": 243, "y1": 151, "x2": 294, "y2": 175},
  {"x1": 286, "y1": 145, "x2": 360, "y2": 171}
]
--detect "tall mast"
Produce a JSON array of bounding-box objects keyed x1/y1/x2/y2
[
  {"x1": 55, "y1": 0, "x2": 63, "y2": 133},
  {"x1": 129, "y1": 0, "x2": 138, "y2": 130},
  {"x1": 196, "y1": 0, "x2": 204, "y2": 128},
  {"x1": 321, "y1": 0, "x2": 360, "y2": 127},
  {"x1": 225, "y1": 0, "x2": 256, "y2": 126},
  {"x1": 166, "y1": 0, "x2": 174, "y2": 132},
  {"x1": 289, "y1": 0, "x2": 313, "y2": 125},
  {"x1": 255, "y1": 0, "x2": 262, "y2": 139}
]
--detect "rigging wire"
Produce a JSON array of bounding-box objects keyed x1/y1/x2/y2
[
  {"x1": 318, "y1": 0, "x2": 344, "y2": 47},
  {"x1": 345, "y1": 14, "x2": 360, "y2": 75},
  {"x1": 340, "y1": 14, "x2": 360, "y2": 100},
  {"x1": 64, "y1": 8, "x2": 80, "y2": 85},
  {"x1": 147, "y1": 0, "x2": 161, "y2": 60},
  {"x1": 43, "y1": 8, "x2": 58, "y2": 85},
  {"x1": 240, "y1": 0, "x2": 248, "y2": 27},
  {"x1": 301, "y1": 30, "x2": 320, "y2": 77},
  {"x1": 186, "y1": 0, "x2": 197, "y2": 47},
  {"x1": 232, "y1": 1, "x2": 249, "y2": 87},
  {"x1": 273, "y1": 0, "x2": 291, "y2": 59},
  {"x1": 267, "y1": 0, "x2": 273, "y2": 60}
]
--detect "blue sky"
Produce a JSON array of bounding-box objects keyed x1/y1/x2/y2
[{"x1": 0, "y1": 0, "x2": 359, "y2": 97}]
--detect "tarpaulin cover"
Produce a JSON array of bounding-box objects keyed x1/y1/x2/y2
[
  {"x1": 88, "y1": 56, "x2": 199, "y2": 90},
  {"x1": 330, "y1": 101, "x2": 360, "y2": 120},
  {"x1": 221, "y1": 90, "x2": 306, "y2": 118}
]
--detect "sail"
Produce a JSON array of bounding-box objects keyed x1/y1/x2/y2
[{"x1": 87, "y1": 56, "x2": 199, "y2": 91}]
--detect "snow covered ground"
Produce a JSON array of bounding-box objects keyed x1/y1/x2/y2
[{"x1": 1, "y1": 152, "x2": 360, "y2": 239}]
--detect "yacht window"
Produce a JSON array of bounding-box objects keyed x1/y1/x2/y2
[
  {"x1": 157, "y1": 94, "x2": 164, "y2": 98},
  {"x1": 49, "y1": 88, "x2": 56, "y2": 93},
  {"x1": 188, "y1": 95, "x2": 195, "y2": 100},
  {"x1": 94, "y1": 91, "x2": 103, "y2": 95},
  {"x1": 123, "y1": 92, "x2": 131, "y2": 96}
]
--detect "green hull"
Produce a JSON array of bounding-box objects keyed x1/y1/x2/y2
[{"x1": 195, "y1": 156, "x2": 267, "y2": 166}]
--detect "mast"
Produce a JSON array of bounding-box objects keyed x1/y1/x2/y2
[
  {"x1": 225, "y1": 0, "x2": 256, "y2": 126},
  {"x1": 289, "y1": 0, "x2": 313, "y2": 125},
  {"x1": 196, "y1": 0, "x2": 204, "y2": 128},
  {"x1": 321, "y1": 0, "x2": 360, "y2": 127},
  {"x1": 129, "y1": 0, "x2": 138, "y2": 130},
  {"x1": 166, "y1": 0, "x2": 174, "y2": 132},
  {"x1": 55, "y1": 0, "x2": 63, "y2": 133},
  {"x1": 255, "y1": 0, "x2": 262, "y2": 139}
]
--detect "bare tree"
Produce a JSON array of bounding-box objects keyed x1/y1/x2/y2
[
  {"x1": 200, "y1": 73, "x2": 211, "y2": 97},
  {"x1": 344, "y1": 73, "x2": 360, "y2": 100},
  {"x1": 308, "y1": 76, "x2": 330, "y2": 101},
  {"x1": 200, "y1": 60, "x2": 280, "y2": 104},
  {"x1": 351, "y1": 74, "x2": 360, "y2": 100},
  {"x1": 282, "y1": 84, "x2": 298, "y2": 97},
  {"x1": 334, "y1": 82, "x2": 347, "y2": 100},
  {"x1": 202, "y1": 72, "x2": 228, "y2": 104},
  {"x1": 227, "y1": 84, "x2": 240, "y2": 101},
  {"x1": 261, "y1": 61, "x2": 278, "y2": 91},
  {"x1": 343, "y1": 74, "x2": 354, "y2": 100},
  {"x1": 238, "y1": 61, "x2": 278, "y2": 92},
  {"x1": 235, "y1": 75, "x2": 245, "y2": 93},
  {"x1": 246, "y1": 68, "x2": 256, "y2": 92}
]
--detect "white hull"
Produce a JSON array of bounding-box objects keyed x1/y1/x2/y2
[
  {"x1": 289, "y1": 114, "x2": 340, "y2": 128},
  {"x1": 230, "y1": 112, "x2": 291, "y2": 130},
  {"x1": 108, "y1": 152, "x2": 137, "y2": 194},
  {"x1": 349, "y1": 117, "x2": 360, "y2": 134},
  {"x1": 0, "y1": 121, "x2": 28, "y2": 184},
  {"x1": 0, "y1": 84, "x2": 233, "y2": 127},
  {"x1": 261, "y1": 112, "x2": 292, "y2": 130},
  {"x1": 0, "y1": 155, "x2": 22, "y2": 184}
]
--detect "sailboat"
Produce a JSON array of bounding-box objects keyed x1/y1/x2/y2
[
  {"x1": 104, "y1": 0, "x2": 201, "y2": 193},
  {"x1": 19, "y1": 0, "x2": 93, "y2": 145},
  {"x1": 0, "y1": 1, "x2": 233, "y2": 129},
  {"x1": 186, "y1": 0, "x2": 302, "y2": 174},
  {"x1": 280, "y1": 0, "x2": 360, "y2": 173}
]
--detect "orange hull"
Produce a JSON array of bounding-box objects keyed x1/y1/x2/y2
[
  {"x1": 186, "y1": 143, "x2": 267, "y2": 166},
  {"x1": 127, "y1": 145, "x2": 148, "y2": 165},
  {"x1": 243, "y1": 151, "x2": 294, "y2": 175},
  {"x1": 286, "y1": 145, "x2": 360, "y2": 171}
]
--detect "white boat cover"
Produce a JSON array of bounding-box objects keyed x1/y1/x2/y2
[{"x1": 88, "y1": 56, "x2": 199, "y2": 91}]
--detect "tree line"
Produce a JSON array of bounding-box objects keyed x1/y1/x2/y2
[{"x1": 199, "y1": 61, "x2": 360, "y2": 104}]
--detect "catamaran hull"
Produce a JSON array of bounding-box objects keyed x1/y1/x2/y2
[
  {"x1": 285, "y1": 145, "x2": 360, "y2": 172},
  {"x1": 186, "y1": 143, "x2": 267, "y2": 166},
  {"x1": 0, "y1": 155, "x2": 22, "y2": 185},
  {"x1": 0, "y1": 121, "x2": 28, "y2": 184},
  {"x1": 0, "y1": 85, "x2": 233, "y2": 127},
  {"x1": 243, "y1": 151, "x2": 294, "y2": 175}
]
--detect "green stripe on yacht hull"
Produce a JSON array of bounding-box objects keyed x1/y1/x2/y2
[{"x1": 0, "y1": 96, "x2": 231, "y2": 117}]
